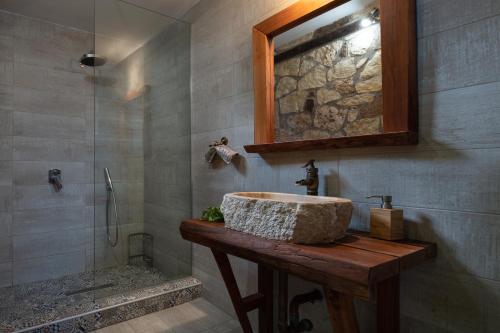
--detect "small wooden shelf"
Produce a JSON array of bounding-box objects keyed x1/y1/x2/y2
[{"x1": 244, "y1": 131, "x2": 418, "y2": 154}]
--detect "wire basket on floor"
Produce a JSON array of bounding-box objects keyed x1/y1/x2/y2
[{"x1": 127, "y1": 233, "x2": 154, "y2": 267}]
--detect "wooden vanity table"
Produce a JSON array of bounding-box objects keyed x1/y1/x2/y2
[{"x1": 180, "y1": 219, "x2": 436, "y2": 333}]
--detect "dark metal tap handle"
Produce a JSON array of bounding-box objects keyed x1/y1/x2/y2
[
  {"x1": 48, "y1": 169, "x2": 63, "y2": 192},
  {"x1": 302, "y1": 159, "x2": 316, "y2": 169}
]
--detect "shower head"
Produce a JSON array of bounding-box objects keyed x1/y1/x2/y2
[{"x1": 80, "y1": 51, "x2": 106, "y2": 67}]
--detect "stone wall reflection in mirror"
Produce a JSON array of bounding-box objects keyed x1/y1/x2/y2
[{"x1": 274, "y1": 0, "x2": 382, "y2": 142}]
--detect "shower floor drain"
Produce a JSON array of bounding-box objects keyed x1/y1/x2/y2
[{"x1": 65, "y1": 283, "x2": 116, "y2": 296}]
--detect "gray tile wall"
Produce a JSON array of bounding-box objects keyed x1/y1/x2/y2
[
  {"x1": 141, "y1": 22, "x2": 193, "y2": 279},
  {"x1": 0, "y1": 9, "x2": 152, "y2": 286},
  {"x1": 92, "y1": 52, "x2": 146, "y2": 271},
  {"x1": 0, "y1": 9, "x2": 192, "y2": 288},
  {"x1": 91, "y1": 19, "x2": 193, "y2": 279},
  {"x1": 0, "y1": 10, "x2": 94, "y2": 287},
  {"x1": 186, "y1": 0, "x2": 500, "y2": 331}
]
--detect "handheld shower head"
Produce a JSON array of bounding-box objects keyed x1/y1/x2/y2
[
  {"x1": 103, "y1": 167, "x2": 119, "y2": 247},
  {"x1": 104, "y1": 168, "x2": 113, "y2": 191}
]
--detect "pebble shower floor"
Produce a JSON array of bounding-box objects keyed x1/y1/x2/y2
[{"x1": 0, "y1": 266, "x2": 201, "y2": 333}]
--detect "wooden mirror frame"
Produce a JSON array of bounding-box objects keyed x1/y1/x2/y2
[{"x1": 244, "y1": 0, "x2": 417, "y2": 154}]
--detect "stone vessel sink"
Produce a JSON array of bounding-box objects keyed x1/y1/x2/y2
[{"x1": 220, "y1": 192, "x2": 353, "y2": 244}]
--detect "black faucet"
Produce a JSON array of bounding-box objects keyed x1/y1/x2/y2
[
  {"x1": 295, "y1": 160, "x2": 319, "y2": 196},
  {"x1": 48, "y1": 169, "x2": 63, "y2": 192}
]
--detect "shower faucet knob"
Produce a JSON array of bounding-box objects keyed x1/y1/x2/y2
[{"x1": 48, "y1": 169, "x2": 63, "y2": 192}]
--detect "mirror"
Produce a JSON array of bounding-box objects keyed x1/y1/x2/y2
[
  {"x1": 274, "y1": 0, "x2": 382, "y2": 142},
  {"x1": 246, "y1": 0, "x2": 416, "y2": 153}
]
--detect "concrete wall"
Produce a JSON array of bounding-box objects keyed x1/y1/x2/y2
[{"x1": 186, "y1": 0, "x2": 500, "y2": 331}]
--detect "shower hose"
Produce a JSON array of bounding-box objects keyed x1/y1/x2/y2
[{"x1": 106, "y1": 184, "x2": 119, "y2": 247}]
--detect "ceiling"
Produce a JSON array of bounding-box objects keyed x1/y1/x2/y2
[
  {"x1": 0, "y1": 0, "x2": 199, "y2": 29},
  {"x1": 0, "y1": 0, "x2": 199, "y2": 63},
  {"x1": 124, "y1": 0, "x2": 200, "y2": 19}
]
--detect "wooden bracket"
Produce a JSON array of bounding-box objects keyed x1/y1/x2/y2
[{"x1": 211, "y1": 250, "x2": 273, "y2": 333}]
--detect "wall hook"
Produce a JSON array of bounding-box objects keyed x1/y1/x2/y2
[{"x1": 205, "y1": 137, "x2": 238, "y2": 165}]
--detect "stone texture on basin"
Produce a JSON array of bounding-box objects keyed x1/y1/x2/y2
[{"x1": 221, "y1": 192, "x2": 353, "y2": 244}]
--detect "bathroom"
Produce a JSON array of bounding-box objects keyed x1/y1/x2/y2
[{"x1": 0, "y1": 0, "x2": 499, "y2": 332}]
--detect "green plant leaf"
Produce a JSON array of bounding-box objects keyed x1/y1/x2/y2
[{"x1": 201, "y1": 207, "x2": 224, "y2": 222}]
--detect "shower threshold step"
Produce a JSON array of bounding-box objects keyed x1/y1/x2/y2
[{"x1": 0, "y1": 266, "x2": 202, "y2": 333}]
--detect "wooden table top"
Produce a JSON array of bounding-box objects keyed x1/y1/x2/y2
[{"x1": 180, "y1": 219, "x2": 436, "y2": 299}]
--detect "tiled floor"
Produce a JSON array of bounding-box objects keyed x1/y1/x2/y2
[{"x1": 93, "y1": 298, "x2": 242, "y2": 333}]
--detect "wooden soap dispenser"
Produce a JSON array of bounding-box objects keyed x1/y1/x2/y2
[{"x1": 366, "y1": 195, "x2": 404, "y2": 241}]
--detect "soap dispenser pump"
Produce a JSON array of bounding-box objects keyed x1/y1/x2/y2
[{"x1": 366, "y1": 195, "x2": 404, "y2": 240}]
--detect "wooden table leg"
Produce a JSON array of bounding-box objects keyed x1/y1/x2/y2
[
  {"x1": 258, "y1": 264, "x2": 273, "y2": 333},
  {"x1": 212, "y1": 250, "x2": 254, "y2": 333},
  {"x1": 324, "y1": 288, "x2": 359, "y2": 333},
  {"x1": 212, "y1": 250, "x2": 274, "y2": 333},
  {"x1": 377, "y1": 275, "x2": 400, "y2": 333},
  {"x1": 278, "y1": 271, "x2": 288, "y2": 333}
]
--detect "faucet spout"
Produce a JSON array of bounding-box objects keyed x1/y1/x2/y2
[
  {"x1": 295, "y1": 160, "x2": 319, "y2": 196},
  {"x1": 295, "y1": 179, "x2": 312, "y2": 186}
]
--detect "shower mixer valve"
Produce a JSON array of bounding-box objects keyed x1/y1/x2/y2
[{"x1": 48, "y1": 169, "x2": 63, "y2": 192}]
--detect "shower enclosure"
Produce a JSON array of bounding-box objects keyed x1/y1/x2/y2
[{"x1": 0, "y1": 1, "x2": 193, "y2": 331}]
